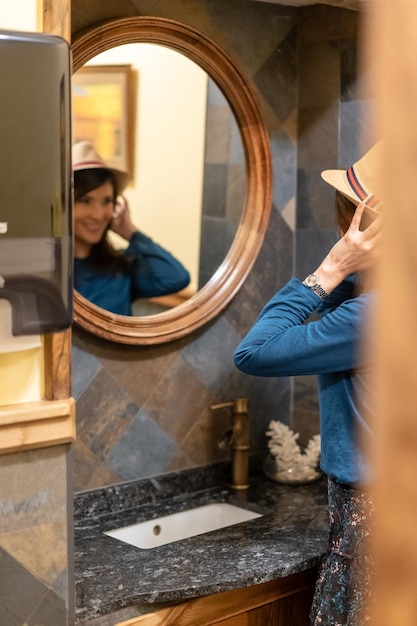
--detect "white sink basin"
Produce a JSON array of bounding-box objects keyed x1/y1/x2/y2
[{"x1": 104, "y1": 502, "x2": 263, "y2": 549}]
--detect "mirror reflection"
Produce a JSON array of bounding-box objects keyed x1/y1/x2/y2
[
  {"x1": 72, "y1": 43, "x2": 246, "y2": 316},
  {"x1": 72, "y1": 140, "x2": 191, "y2": 316}
]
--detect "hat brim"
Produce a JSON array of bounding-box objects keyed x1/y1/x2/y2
[
  {"x1": 321, "y1": 169, "x2": 359, "y2": 205},
  {"x1": 321, "y1": 169, "x2": 381, "y2": 219}
]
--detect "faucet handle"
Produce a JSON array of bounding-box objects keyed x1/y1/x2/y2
[{"x1": 211, "y1": 398, "x2": 248, "y2": 413}]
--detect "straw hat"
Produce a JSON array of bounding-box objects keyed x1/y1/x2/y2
[
  {"x1": 321, "y1": 141, "x2": 384, "y2": 212},
  {"x1": 72, "y1": 141, "x2": 129, "y2": 193}
]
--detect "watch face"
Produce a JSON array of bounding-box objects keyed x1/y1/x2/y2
[{"x1": 305, "y1": 274, "x2": 319, "y2": 287}]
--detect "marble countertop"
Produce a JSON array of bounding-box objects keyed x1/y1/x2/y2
[{"x1": 74, "y1": 462, "x2": 329, "y2": 623}]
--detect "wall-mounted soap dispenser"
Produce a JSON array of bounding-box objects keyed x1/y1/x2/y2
[{"x1": 0, "y1": 29, "x2": 72, "y2": 336}]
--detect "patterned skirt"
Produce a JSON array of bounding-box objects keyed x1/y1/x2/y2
[{"x1": 310, "y1": 477, "x2": 375, "y2": 625}]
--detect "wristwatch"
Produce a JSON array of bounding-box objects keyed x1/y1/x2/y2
[{"x1": 303, "y1": 274, "x2": 329, "y2": 300}]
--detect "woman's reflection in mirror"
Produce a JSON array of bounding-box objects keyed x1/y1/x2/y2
[{"x1": 72, "y1": 141, "x2": 190, "y2": 316}]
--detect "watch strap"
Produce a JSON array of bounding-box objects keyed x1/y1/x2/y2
[{"x1": 303, "y1": 274, "x2": 329, "y2": 300}]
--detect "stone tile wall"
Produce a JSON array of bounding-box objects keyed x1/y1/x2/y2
[
  {"x1": 199, "y1": 78, "x2": 245, "y2": 288},
  {"x1": 0, "y1": 446, "x2": 73, "y2": 626}
]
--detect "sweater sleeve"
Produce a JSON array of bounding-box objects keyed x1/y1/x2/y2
[
  {"x1": 125, "y1": 231, "x2": 190, "y2": 299},
  {"x1": 317, "y1": 273, "x2": 357, "y2": 314},
  {"x1": 233, "y1": 277, "x2": 369, "y2": 377}
]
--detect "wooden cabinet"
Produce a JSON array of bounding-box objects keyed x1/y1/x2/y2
[
  {"x1": 116, "y1": 568, "x2": 317, "y2": 626},
  {"x1": 0, "y1": 332, "x2": 74, "y2": 456}
]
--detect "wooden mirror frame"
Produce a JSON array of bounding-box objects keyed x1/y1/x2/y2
[{"x1": 72, "y1": 16, "x2": 272, "y2": 345}]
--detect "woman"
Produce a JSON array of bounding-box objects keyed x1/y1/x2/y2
[
  {"x1": 72, "y1": 141, "x2": 190, "y2": 316},
  {"x1": 234, "y1": 142, "x2": 383, "y2": 624}
]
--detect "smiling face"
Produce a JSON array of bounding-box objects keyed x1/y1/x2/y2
[{"x1": 74, "y1": 181, "x2": 115, "y2": 258}]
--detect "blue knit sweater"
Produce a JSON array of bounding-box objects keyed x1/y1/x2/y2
[
  {"x1": 233, "y1": 276, "x2": 374, "y2": 485},
  {"x1": 74, "y1": 231, "x2": 190, "y2": 316}
]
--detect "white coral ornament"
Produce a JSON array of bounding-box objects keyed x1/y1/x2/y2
[{"x1": 264, "y1": 420, "x2": 321, "y2": 484}]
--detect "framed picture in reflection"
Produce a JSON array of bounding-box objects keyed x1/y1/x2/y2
[{"x1": 72, "y1": 64, "x2": 135, "y2": 179}]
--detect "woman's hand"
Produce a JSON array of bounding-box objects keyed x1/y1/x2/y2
[
  {"x1": 313, "y1": 201, "x2": 382, "y2": 295},
  {"x1": 110, "y1": 195, "x2": 137, "y2": 241}
]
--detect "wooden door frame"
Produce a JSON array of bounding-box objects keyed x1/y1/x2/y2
[{"x1": 42, "y1": 0, "x2": 72, "y2": 402}]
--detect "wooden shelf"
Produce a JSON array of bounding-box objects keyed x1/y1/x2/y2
[{"x1": 0, "y1": 398, "x2": 75, "y2": 454}]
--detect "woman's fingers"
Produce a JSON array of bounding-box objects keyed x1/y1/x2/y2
[
  {"x1": 113, "y1": 195, "x2": 127, "y2": 218},
  {"x1": 350, "y1": 201, "x2": 367, "y2": 228}
]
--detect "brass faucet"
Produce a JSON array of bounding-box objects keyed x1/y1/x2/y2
[{"x1": 211, "y1": 397, "x2": 250, "y2": 490}]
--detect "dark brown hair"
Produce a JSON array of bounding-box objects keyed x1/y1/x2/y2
[
  {"x1": 335, "y1": 190, "x2": 356, "y2": 235},
  {"x1": 74, "y1": 168, "x2": 130, "y2": 272}
]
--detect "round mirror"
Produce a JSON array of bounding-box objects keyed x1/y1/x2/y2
[
  {"x1": 72, "y1": 17, "x2": 272, "y2": 344},
  {"x1": 72, "y1": 42, "x2": 245, "y2": 316}
]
